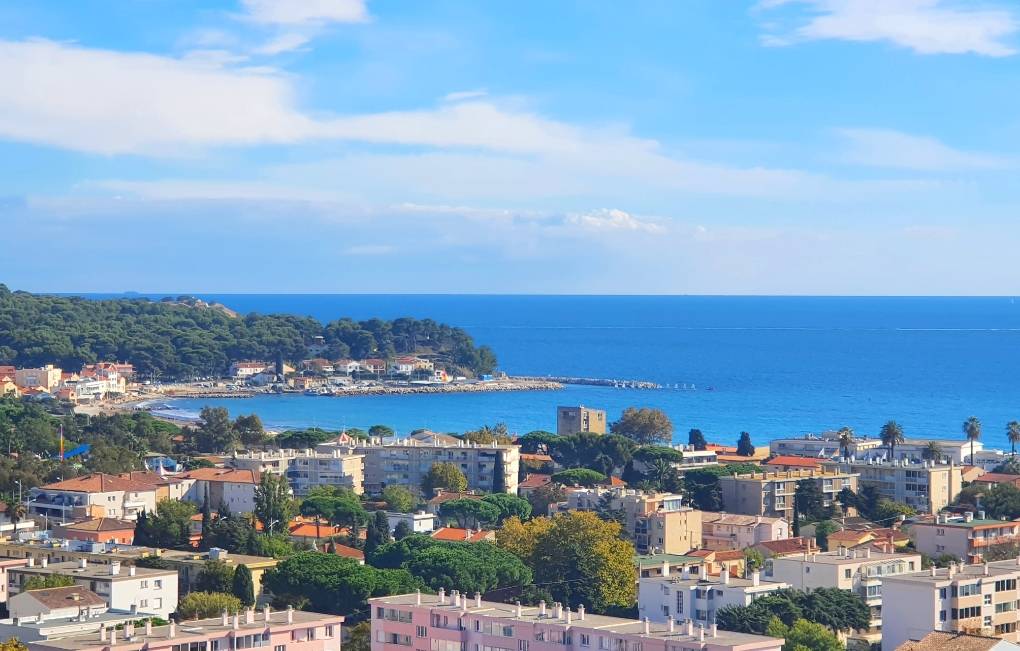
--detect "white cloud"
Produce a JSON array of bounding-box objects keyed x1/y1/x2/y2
[
  {"x1": 239, "y1": 0, "x2": 369, "y2": 26},
  {"x1": 836, "y1": 128, "x2": 1011, "y2": 170},
  {"x1": 757, "y1": 0, "x2": 1018, "y2": 56},
  {"x1": 443, "y1": 89, "x2": 488, "y2": 102},
  {"x1": 254, "y1": 33, "x2": 312, "y2": 55},
  {"x1": 564, "y1": 209, "x2": 665, "y2": 234}
]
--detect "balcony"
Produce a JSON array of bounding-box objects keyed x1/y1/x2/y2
[{"x1": 971, "y1": 535, "x2": 1018, "y2": 548}]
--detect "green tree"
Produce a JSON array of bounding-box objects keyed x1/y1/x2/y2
[
  {"x1": 262, "y1": 551, "x2": 420, "y2": 616},
  {"x1": 814, "y1": 520, "x2": 838, "y2": 551},
  {"x1": 744, "y1": 547, "x2": 765, "y2": 573},
  {"x1": 526, "y1": 483, "x2": 566, "y2": 516},
  {"x1": 368, "y1": 425, "x2": 395, "y2": 439},
  {"x1": 922, "y1": 440, "x2": 944, "y2": 462},
  {"x1": 794, "y1": 480, "x2": 827, "y2": 522},
  {"x1": 345, "y1": 621, "x2": 371, "y2": 651},
  {"x1": 879, "y1": 420, "x2": 904, "y2": 459},
  {"x1": 234, "y1": 414, "x2": 266, "y2": 447},
  {"x1": 421, "y1": 462, "x2": 468, "y2": 495},
  {"x1": 204, "y1": 514, "x2": 258, "y2": 554},
  {"x1": 1008, "y1": 421, "x2": 1020, "y2": 457},
  {"x1": 687, "y1": 428, "x2": 707, "y2": 451},
  {"x1": 23, "y1": 574, "x2": 75, "y2": 590},
  {"x1": 481, "y1": 493, "x2": 532, "y2": 524},
  {"x1": 766, "y1": 618, "x2": 842, "y2": 651},
  {"x1": 231, "y1": 564, "x2": 256, "y2": 607},
  {"x1": 195, "y1": 560, "x2": 235, "y2": 594},
  {"x1": 254, "y1": 473, "x2": 294, "y2": 534},
  {"x1": 610, "y1": 407, "x2": 673, "y2": 445},
  {"x1": 393, "y1": 520, "x2": 412, "y2": 540},
  {"x1": 135, "y1": 499, "x2": 196, "y2": 549},
  {"x1": 178, "y1": 592, "x2": 242, "y2": 618},
  {"x1": 964, "y1": 416, "x2": 982, "y2": 464},
  {"x1": 736, "y1": 432, "x2": 755, "y2": 456},
  {"x1": 981, "y1": 483, "x2": 1020, "y2": 520},
  {"x1": 439, "y1": 499, "x2": 501, "y2": 528},
  {"x1": 381, "y1": 485, "x2": 416, "y2": 513},
  {"x1": 497, "y1": 512, "x2": 635, "y2": 613},
  {"x1": 874, "y1": 499, "x2": 916, "y2": 523},
  {"x1": 551, "y1": 468, "x2": 607, "y2": 487},
  {"x1": 196, "y1": 407, "x2": 237, "y2": 453}
]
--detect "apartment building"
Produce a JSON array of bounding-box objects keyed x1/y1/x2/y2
[
  {"x1": 317, "y1": 438, "x2": 520, "y2": 496},
  {"x1": 769, "y1": 433, "x2": 984, "y2": 464},
  {"x1": 8, "y1": 559, "x2": 178, "y2": 619},
  {"x1": 370, "y1": 591, "x2": 784, "y2": 651},
  {"x1": 835, "y1": 459, "x2": 963, "y2": 514},
  {"x1": 635, "y1": 554, "x2": 705, "y2": 579},
  {"x1": 180, "y1": 468, "x2": 261, "y2": 513},
  {"x1": 8, "y1": 586, "x2": 108, "y2": 621},
  {"x1": 764, "y1": 547, "x2": 922, "y2": 633},
  {"x1": 700, "y1": 514, "x2": 788, "y2": 552},
  {"x1": 718, "y1": 469, "x2": 858, "y2": 521},
  {"x1": 638, "y1": 565, "x2": 790, "y2": 625},
  {"x1": 557, "y1": 489, "x2": 702, "y2": 555},
  {"x1": 25, "y1": 607, "x2": 344, "y2": 651},
  {"x1": 386, "y1": 511, "x2": 438, "y2": 534},
  {"x1": 14, "y1": 365, "x2": 63, "y2": 391},
  {"x1": 556, "y1": 406, "x2": 607, "y2": 436},
  {"x1": 230, "y1": 448, "x2": 365, "y2": 495},
  {"x1": 881, "y1": 559, "x2": 1020, "y2": 650},
  {"x1": 911, "y1": 512, "x2": 1020, "y2": 564},
  {"x1": 28, "y1": 474, "x2": 161, "y2": 522}
]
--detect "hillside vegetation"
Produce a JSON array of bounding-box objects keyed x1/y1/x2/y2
[{"x1": 0, "y1": 285, "x2": 496, "y2": 378}]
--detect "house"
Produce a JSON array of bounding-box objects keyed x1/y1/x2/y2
[
  {"x1": 638, "y1": 566, "x2": 790, "y2": 625},
  {"x1": 386, "y1": 511, "x2": 437, "y2": 534},
  {"x1": 688, "y1": 549, "x2": 747, "y2": 577},
  {"x1": 701, "y1": 513, "x2": 789, "y2": 551},
  {"x1": 825, "y1": 527, "x2": 909, "y2": 553},
  {"x1": 333, "y1": 359, "x2": 360, "y2": 375},
  {"x1": 323, "y1": 542, "x2": 365, "y2": 564},
  {"x1": 370, "y1": 593, "x2": 784, "y2": 651},
  {"x1": 359, "y1": 359, "x2": 387, "y2": 375},
  {"x1": 8, "y1": 586, "x2": 107, "y2": 621},
  {"x1": 181, "y1": 467, "x2": 261, "y2": 514},
  {"x1": 9, "y1": 559, "x2": 178, "y2": 619},
  {"x1": 763, "y1": 456, "x2": 824, "y2": 471},
  {"x1": 24, "y1": 607, "x2": 345, "y2": 651},
  {"x1": 55, "y1": 518, "x2": 136, "y2": 545},
  {"x1": 752, "y1": 536, "x2": 816, "y2": 559},
  {"x1": 911, "y1": 512, "x2": 1020, "y2": 564},
  {"x1": 14, "y1": 366, "x2": 63, "y2": 391},
  {"x1": 300, "y1": 359, "x2": 334, "y2": 374},
  {"x1": 517, "y1": 473, "x2": 552, "y2": 497},
  {"x1": 895, "y1": 631, "x2": 1020, "y2": 651},
  {"x1": 430, "y1": 527, "x2": 495, "y2": 542},
  {"x1": 973, "y1": 474, "x2": 1020, "y2": 490},
  {"x1": 28, "y1": 474, "x2": 161, "y2": 522},
  {"x1": 0, "y1": 376, "x2": 17, "y2": 396},
  {"x1": 228, "y1": 361, "x2": 272, "y2": 379}
]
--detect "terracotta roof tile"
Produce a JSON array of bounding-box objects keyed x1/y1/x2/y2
[
  {"x1": 430, "y1": 527, "x2": 494, "y2": 542},
  {"x1": 896, "y1": 631, "x2": 1009, "y2": 651},
  {"x1": 764, "y1": 456, "x2": 823, "y2": 468},
  {"x1": 182, "y1": 468, "x2": 260, "y2": 484},
  {"x1": 41, "y1": 473, "x2": 159, "y2": 493},
  {"x1": 22, "y1": 586, "x2": 107, "y2": 610},
  {"x1": 62, "y1": 518, "x2": 135, "y2": 532}
]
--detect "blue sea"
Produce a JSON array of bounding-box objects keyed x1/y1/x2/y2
[{"x1": 98, "y1": 295, "x2": 1020, "y2": 449}]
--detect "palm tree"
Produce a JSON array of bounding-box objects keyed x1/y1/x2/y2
[
  {"x1": 5, "y1": 501, "x2": 26, "y2": 527},
  {"x1": 879, "y1": 421, "x2": 904, "y2": 460},
  {"x1": 963, "y1": 416, "x2": 982, "y2": 464},
  {"x1": 648, "y1": 458, "x2": 675, "y2": 489},
  {"x1": 1008, "y1": 421, "x2": 1020, "y2": 457},
  {"x1": 837, "y1": 427, "x2": 855, "y2": 459},
  {"x1": 922, "y1": 440, "x2": 943, "y2": 463}
]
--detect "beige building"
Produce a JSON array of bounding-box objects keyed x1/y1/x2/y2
[
  {"x1": 911, "y1": 512, "x2": 1020, "y2": 564},
  {"x1": 556, "y1": 405, "x2": 607, "y2": 435},
  {"x1": 766, "y1": 547, "x2": 921, "y2": 635},
  {"x1": 15, "y1": 365, "x2": 62, "y2": 391},
  {"x1": 28, "y1": 474, "x2": 161, "y2": 522},
  {"x1": 719, "y1": 468, "x2": 858, "y2": 521},
  {"x1": 230, "y1": 448, "x2": 365, "y2": 495},
  {"x1": 701, "y1": 513, "x2": 789, "y2": 551},
  {"x1": 881, "y1": 559, "x2": 1020, "y2": 650},
  {"x1": 558, "y1": 489, "x2": 702, "y2": 555},
  {"x1": 836, "y1": 459, "x2": 963, "y2": 514}
]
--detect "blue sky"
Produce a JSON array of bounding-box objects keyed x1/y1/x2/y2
[{"x1": 2, "y1": 0, "x2": 1020, "y2": 294}]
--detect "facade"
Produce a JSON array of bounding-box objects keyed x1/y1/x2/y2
[
  {"x1": 635, "y1": 554, "x2": 705, "y2": 579},
  {"x1": 15, "y1": 365, "x2": 63, "y2": 391},
  {"x1": 229, "y1": 361, "x2": 272, "y2": 379},
  {"x1": 181, "y1": 468, "x2": 261, "y2": 513},
  {"x1": 230, "y1": 448, "x2": 365, "y2": 495},
  {"x1": 764, "y1": 548, "x2": 922, "y2": 632},
  {"x1": 316, "y1": 438, "x2": 519, "y2": 496},
  {"x1": 28, "y1": 474, "x2": 161, "y2": 522},
  {"x1": 718, "y1": 469, "x2": 858, "y2": 521},
  {"x1": 386, "y1": 511, "x2": 437, "y2": 534},
  {"x1": 8, "y1": 586, "x2": 108, "y2": 621},
  {"x1": 911, "y1": 513, "x2": 1020, "y2": 564},
  {"x1": 55, "y1": 519, "x2": 136, "y2": 545},
  {"x1": 557, "y1": 489, "x2": 702, "y2": 555},
  {"x1": 370, "y1": 592, "x2": 784, "y2": 651},
  {"x1": 835, "y1": 459, "x2": 963, "y2": 514},
  {"x1": 881, "y1": 560, "x2": 1020, "y2": 650},
  {"x1": 8, "y1": 559, "x2": 178, "y2": 619},
  {"x1": 769, "y1": 433, "x2": 983, "y2": 464},
  {"x1": 638, "y1": 567, "x2": 790, "y2": 625},
  {"x1": 556, "y1": 406, "x2": 607, "y2": 436},
  {"x1": 700, "y1": 514, "x2": 788, "y2": 552},
  {"x1": 26, "y1": 607, "x2": 344, "y2": 651}
]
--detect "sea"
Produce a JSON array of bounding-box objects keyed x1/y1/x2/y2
[{"x1": 92, "y1": 295, "x2": 1020, "y2": 450}]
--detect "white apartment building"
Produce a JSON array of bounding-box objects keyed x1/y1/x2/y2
[
  {"x1": 8, "y1": 559, "x2": 178, "y2": 619},
  {"x1": 230, "y1": 448, "x2": 365, "y2": 495},
  {"x1": 638, "y1": 565, "x2": 790, "y2": 625},
  {"x1": 180, "y1": 468, "x2": 261, "y2": 513},
  {"x1": 770, "y1": 432, "x2": 984, "y2": 465},
  {"x1": 386, "y1": 511, "x2": 437, "y2": 534},
  {"x1": 764, "y1": 548, "x2": 922, "y2": 633}
]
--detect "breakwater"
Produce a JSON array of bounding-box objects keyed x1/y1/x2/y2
[{"x1": 515, "y1": 375, "x2": 662, "y2": 389}]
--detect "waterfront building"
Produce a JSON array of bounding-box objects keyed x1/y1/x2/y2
[
  {"x1": 370, "y1": 591, "x2": 784, "y2": 651},
  {"x1": 638, "y1": 566, "x2": 790, "y2": 625},
  {"x1": 910, "y1": 512, "x2": 1020, "y2": 564},
  {"x1": 24, "y1": 607, "x2": 343, "y2": 651},
  {"x1": 700, "y1": 514, "x2": 788, "y2": 552},
  {"x1": 9, "y1": 559, "x2": 178, "y2": 619},
  {"x1": 230, "y1": 448, "x2": 365, "y2": 495},
  {"x1": 769, "y1": 432, "x2": 984, "y2": 464},
  {"x1": 764, "y1": 547, "x2": 922, "y2": 634},
  {"x1": 718, "y1": 468, "x2": 858, "y2": 522},
  {"x1": 14, "y1": 365, "x2": 63, "y2": 391},
  {"x1": 556, "y1": 405, "x2": 607, "y2": 436},
  {"x1": 833, "y1": 459, "x2": 963, "y2": 514},
  {"x1": 881, "y1": 560, "x2": 1020, "y2": 650},
  {"x1": 229, "y1": 361, "x2": 273, "y2": 379}
]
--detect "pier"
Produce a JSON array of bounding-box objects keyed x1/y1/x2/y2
[{"x1": 514, "y1": 375, "x2": 663, "y2": 389}]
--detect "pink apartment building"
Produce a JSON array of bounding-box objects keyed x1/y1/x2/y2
[
  {"x1": 26, "y1": 606, "x2": 343, "y2": 651},
  {"x1": 370, "y1": 591, "x2": 783, "y2": 651}
]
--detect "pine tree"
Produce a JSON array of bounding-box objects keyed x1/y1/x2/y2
[
  {"x1": 134, "y1": 510, "x2": 153, "y2": 547},
  {"x1": 231, "y1": 564, "x2": 256, "y2": 607},
  {"x1": 374, "y1": 510, "x2": 391, "y2": 545}
]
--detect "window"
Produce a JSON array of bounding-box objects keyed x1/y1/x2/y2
[
  {"x1": 939, "y1": 610, "x2": 946, "y2": 622},
  {"x1": 140, "y1": 580, "x2": 149, "y2": 588},
  {"x1": 995, "y1": 601, "x2": 1017, "y2": 614},
  {"x1": 939, "y1": 588, "x2": 947, "y2": 599},
  {"x1": 325, "y1": 626, "x2": 335, "y2": 638},
  {"x1": 518, "y1": 642, "x2": 528, "y2": 651},
  {"x1": 173, "y1": 643, "x2": 208, "y2": 651},
  {"x1": 580, "y1": 635, "x2": 591, "y2": 647},
  {"x1": 416, "y1": 627, "x2": 427, "y2": 638},
  {"x1": 984, "y1": 594, "x2": 993, "y2": 605},
  {"x1": 155, "y1": 580, "x2": 163, "y2": 589},
  {"x1": 844, "y1": 569, "x2": 851, "y2": 579},
  {"x1": 954, "y1": 606, "x2": 981, "y2": 619},
  {"x1": 140, "y1": 599, "x2": 148, "y2": 608},
  {"x1": 996, "y1": 579, "x2": 1017, "y2": 592},
  {"x1": 274, "y1": 646, "x2": 285, "y2": 651},
  {"x1": 958, "y1": 583, "x2": 981, "y2": 597}
]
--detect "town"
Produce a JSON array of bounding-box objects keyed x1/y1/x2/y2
[{"x1": 1, "y1": 362, "x2": 1020, "y2": 650}]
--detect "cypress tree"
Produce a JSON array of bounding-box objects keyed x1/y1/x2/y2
[
  {"x1": 199, "y1": 489, "x2": 212, "y2": 551},
  {"x1": 231, "y1": 564, "x2": 255, "y2": 607},
  {"x1": 374, "y1": 510, "x2": 391, "y2": 545}
]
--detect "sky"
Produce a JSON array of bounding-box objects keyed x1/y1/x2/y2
[{"x1": 2, "y1": 0, "x2": 1020, "y2": 295}]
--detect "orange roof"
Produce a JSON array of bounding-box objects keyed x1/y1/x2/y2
[
  {"x1": 705, "y1": 444, "x2": 738, "y2": 453},
  {"x1": 41, "y1": 473, "x2": 159, "y2": 493},
  {"x1": 519, "y1": 474, "x2": 552, "y2": 489},
  {"x1": 716, "y1": 454, "x2": 762, "y2": 463},
  {"x1": 765, "y1": 456, "x2": 823, "y2": 468},
  {"x1": 430, "y1": 527, "x2": 494, "y2": 542},
  {"x1": 756, "y1": 536, "x2": 813, "y2": 556},
  {"x1": 182, "y1": 468, "x2": 260, "y2": 484},
  {"x1": 521, "y1": 453, "x2": 553, "y2": 463},
  {"x1": 62, "y1": 517, "x2": 135, "y2": 532},
  {"x1": 327, "y1": 543, "x2": 365, "y2": 560},
  {"x1": 973, "y1": 473, "x2": 1020, "y2": 486},
  {"x1": 289, "y1": 521, "x2": 343, "y2": 539},
  {"x1": 605, "y1": 476, "x2": 627, "y2": 487}
]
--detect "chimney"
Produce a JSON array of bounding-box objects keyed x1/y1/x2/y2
[
  {"x1": 752, "y1": 571, "x2": 761, "y2": 586},
  {"x1": 555, "y1": 602, "x2": 563, "y2": 619},
  {"x1": 566, "y1": 608, "x2": 572, "y2": 625},
  {"x1": 453, "y1": 590, "x2": 460, "y2": 607},
  {"x1": 711, "y1": 624, "x2": 717, "y2": 638},
  {"x1": 965, "y1": 512, "x2": 974, "y2": 523},
  {"x1": 233, "y1": 613, "x2": 240, "y2": 630},
  {"x1": 129, "y1": 566, "x2": 136, "y2": 576},
  {"x1": 979, "y1": 510, "x2": 986, "y2": 520},
  {"x1": 698, "y1": 625, "x2": 705, "y2": 642},
  {"x1": 577, "y1": 604, "x2": 585, "y2": 621},
  {"x1": 41, "y1": 558, "x2": 47, "y2": 568},
  {"x1": 145, "y1": 619, "x2": 153, "y2": 636},
  {"x1": 438, "y1": 588, "x2": 446, "y2": 604},
  {"x1": 263, "y1": 605, "x2": 271, "y2": 622},
  {"x1": 984, "y1": 563, "x2": 990, "y2": 576},
  {"x1": 221, "y1": 610, "x2": 229, "y2": 626},
  {"x1": 27, "y1": 557, "x2": 34, "y2": 568},
  {"x1": 668, "y1": 618, "x2": 674, "y2": 633},
  {"x1": 931, "y1": 566, "x2": 937, "y2": 577},
  {"x1": 721, "y1": 567, "x2": 730, "y2": 585},
  {"x1": 170, "y1": 622, "x2": 176, "y2": 638},
  {"x1": 539, "y1": 601, "x2": 547, "y2": 617},
  {"x1": 110, "y1": 561, "x2": 121, "y2": 576},
  {"x1": 79, "y1": 558, "x2": 87, "y2": 569},
  {"x1": 686, "y1": 619, "x2": 694, "y2": 636},
  {"x1": 475, "y1": 592, "x2": 481, "y2": 608},
  {"x1": 662, "y1": 560, "x2": 670, "y2": 577},
  {"x1": 126, "y1": 622, "x2": 135, "y2": 639},
  {"x1": 287, "y1": 606, "x2": 293, "y2": 624},
  {"x1": 246, "y1": 608, "x2": 255, "y2": 625},
  {"x1": 515, "y1": 601, "x2": 523, "y2": 617},
  {"x1": 416, "y1": 590, "x2": 422, "y2": 605},
  {"x1": 100, "y1": 627, "x2": 107, "y2": 642},
  {"x1": 643, "y1": 618, "x2": 650, "y2": 635}
]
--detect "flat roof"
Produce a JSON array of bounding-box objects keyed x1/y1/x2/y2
[
  {"x1": 634, "y1": 553, "x2": 704, "y2": 568},
  {"x1": 885, "y1": 560, "x2": 1020, "y2": 585},
  {"x1": 10, "y1": 561, "x2": 175, "y2": 581},
  {"x1": 771, "y1": 550, "x2": 918, "y2": 566},
  {"x1": 370, "y1": 593, "x2": 779, "y2": 647}
]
